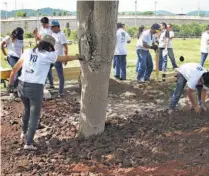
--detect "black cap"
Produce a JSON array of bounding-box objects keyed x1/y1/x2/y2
[
  {"x1": 40, "y1": 17, "x2": 49, "y2": 24},
  {"x1": 203, "y1": 72, "x2": 209, "y2": 88},
  {"x1": 117, "y1": 22, "x2": 123, "y2": 28},
  {"x1": 151, "y1": 23, "x2": 161, "y2": 30},
  {"x1": 12, "y1": 27, "x2": 24, "y2": 40},
  {"x1": 206, "y1": 25, "x2": 209, "y2": 30}
]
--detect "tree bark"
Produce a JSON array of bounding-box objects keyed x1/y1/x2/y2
[{"x1": 77, "y1": 1, "x2": 119, "y2": 137}]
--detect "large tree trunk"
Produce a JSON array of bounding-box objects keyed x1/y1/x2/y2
[{"x1": 77, "y1": 1, "x2": 119, "y2": 137}]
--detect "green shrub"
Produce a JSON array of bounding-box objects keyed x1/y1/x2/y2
[
  {"x1": 24, "y1": 32, "x2": 34, "y2": 38},
  {"x1": 69, "y1": 30, "x2": 77, "y2": 41},
  {"x1": 63, "y1": 28, "x2": 71, "y2": 38}
]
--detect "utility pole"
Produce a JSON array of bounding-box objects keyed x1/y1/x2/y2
[
  {"x1": 135, "y1": 0, "x2": 137, "y2": 26},
  {"x1": 4, "y1": 2, "x2": 7, "y2": 19},
  {"x1": 15, "y1": 0, "x2": 17, "y2": 18},
  {"x1": 198, "y1": 0, "x2": 200, "y2": 16},
  {"x1": 154, "y1": 1, "x2": 157, "y2": 15}
]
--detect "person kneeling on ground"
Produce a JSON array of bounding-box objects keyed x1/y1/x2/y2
[
  {"x1": 168, "y1": 63, "x2": 209, "y2": 114},
  {"x1": 8, "y1": 35, "x2": 79, "y2": 150}
]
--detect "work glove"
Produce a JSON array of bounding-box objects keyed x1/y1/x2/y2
[
  {"x1": 7, "y1": 85, "x2": 14, "y2": 93},
  {"x1": 76, "y1": 54, "x2": 85, "y2": 61},
  {"x1": 151, "y1": 45, "x2": 158, "y2": 51}
]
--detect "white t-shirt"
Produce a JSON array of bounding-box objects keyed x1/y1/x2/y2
[
  {"x1": 159, "y1": 30, "x2": 167, "y2": 48},
  {"x1": 39, "y1": 27, "x2": 53, "y2": 38},
  {"x1": 52, "y1": 31, "x2": 68, "y2": 56},
  {"x1": 136, "y1": 29, "x2": 154, "y2": 51},
  {"x1": 200, "y1": 31, "x2": 209, "y2": 53},
  {"x1": 19, "y1": 49, "x2": 58, "y2": 85},
  {"x1": 176, "y1": 63, "x2": 207, "y2": 90},
  {"x1": 3, "y1": 35, "x2": 23, "y2": 58},
  {"x1": 114, "y1": 28, "x2": 131, "y2": 55},
  {"x1": 168, "y1": 31, "x2": 175, "y2": 48}
]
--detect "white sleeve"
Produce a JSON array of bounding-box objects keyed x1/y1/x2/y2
[
  {"x1": 60, "y1": 33, "x2": 68, "y2": 45},
  {"x1": 126, "y1": 32, "x2": 131, "y2": 41},
  {"x1": 47, "y1": 52, "x2": 58, "y2": 64},
  {"x1": 3, "y1": 35, "x2": 11, "y2": 45},
  {"x1": 170, "y1": 31, "x2": 174, "y2": 38}
]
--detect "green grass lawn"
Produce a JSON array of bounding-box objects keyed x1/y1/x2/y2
[{"x1": 1, "y1": 38, "x2": 208, "y2": 80}]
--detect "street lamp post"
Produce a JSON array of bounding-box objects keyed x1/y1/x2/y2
[
  {"x1": 135, "y1": 0, "x2": 137, "y2": 26},
  {"x1": 198, "y1": 0, "x2": 200, "y2": 16},
  {"x1": 154, "y1": 1, "x2": 157, "y2": 16},
  {"x1": 4, "y1": 2, "x2": 7, "y2": 19}
]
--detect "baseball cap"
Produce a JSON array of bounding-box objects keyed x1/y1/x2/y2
[
  {"x1": 42, "y1": 35, "x2": 55, "y2": 46},
  {"x1": 40, "y1": 17, "x2": 49, "y2": 24},
  {"x1": 202, "y1": 72, "x2": 209, "y2": 88},
  {"x1": 12, "y1": 27, "x2": 24, "y2": 40},
  {"x1": 117, "y1": 22, "x2": 123, "y2": 28},
  {"x1": 151, "y1": 23, "x2": 161, "y2": 30},
  {"x1": 50, "y1": 20, "x2": 60, "y2": 27}
]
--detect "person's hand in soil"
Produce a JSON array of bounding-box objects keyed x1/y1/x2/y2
[{"x1": 193, "y1": 106, "x2": 200, "y2": 113}]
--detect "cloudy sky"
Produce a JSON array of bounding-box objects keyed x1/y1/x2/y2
[{"x1": 1, "y1": 0, "x2": 209, "y2": 13}]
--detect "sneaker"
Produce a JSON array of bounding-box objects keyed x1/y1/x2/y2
[
  {"x1": 20, "y1": 133, "x2": 27, "y2": 143},
  {"x1": 119, "y1": 78, "x2": 126, "y2": 81},
  {"x1": 23, "y1": 145, "x2": 37, "y2": 150},
  {"x1": 57, "y1": 93, "x2": 64, "y2": 98},
  {"x1": 49, "y1": 85, "x2": 55, "y2": 89},
  {"x1": 114, "y1": 75, "x2": 120, "y2": 80}
]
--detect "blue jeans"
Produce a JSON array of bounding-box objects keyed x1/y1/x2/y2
[
  {"x1": 7, "y1": 55, "x2": 22, "y2": 88},
  {"x1": 136, "y1": 55, "x2": 140, "y2": 72},
  {"x1": 18, "y1": 81, "x2": 43, "y2": 145},
  {"x1": 200, "y1": 53, "x2": 208, "y2": 66},
  {"x1": 55, "y1": 62, "x2": 64, "y2": 94},
  {"x1": 47, "y1": 65, "x2": 54, "y2": 86},
  {"x1": 167, "y1": 48, "x2": 178, "y2": 68},
  {"x1": 136, "y1": 49, "x2": 153, "y2": 81},
  {"x1": 159, "y1": 48, "x2": 168, "y2": 72},
  {"x1": 169, "y1": 73, "x2": 202, "y2": 109},
  {"x1": 114, "y1": 55, "x2": 127, "y2": 80},
  {"x1": 47, "y1": 62, "x2": 64, "y2": 93}
]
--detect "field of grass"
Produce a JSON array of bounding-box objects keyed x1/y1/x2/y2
[{"x1": 1, "y1": 38, "x2": 208, "y2": 80}]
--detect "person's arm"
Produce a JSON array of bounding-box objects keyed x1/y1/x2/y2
[
  {"x1": 1, "y1": 41, "x2": 7, "y2": 56},
  {"x1": 126, "y1": 32, "x2": 131, "y2": 44},
  {"x1": 187, "y1": 88, "x2": 199, "y2": 112},
  {"x1": 9, "y1": 58, "x2": 24, "y2": 86},
  {"x1": 33, "y1": 28, "x2": 42, "y2": 41},
  {"x1": 56, "y1": 55, "x2": 79, "y2": 62},
  {"x1": 201, "y1": 89, "x2": 207, "y2": 110},
  {"x1": 143, "y1": 41, "x2": 151, "y2": 49}
]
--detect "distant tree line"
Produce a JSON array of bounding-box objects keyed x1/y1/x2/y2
[{"x1": 126, "y1": 22, "x2": 209, "y2": 38}]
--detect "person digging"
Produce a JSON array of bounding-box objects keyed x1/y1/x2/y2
[{"x1": 168, "y1": 63, "x2": 209, "y2": 114}]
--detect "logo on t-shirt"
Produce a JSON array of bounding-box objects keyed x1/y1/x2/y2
[
  {"x1": 26, "y1": 54, "x2": 38, "y2": 74},
  {"x1": 121, "y1": 32, "x2": 125, "y2": 43},
  {"x1": 196, "y1": 66, "x2": 203, "y2": 71}
]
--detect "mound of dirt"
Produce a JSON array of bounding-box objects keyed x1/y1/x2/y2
[{"x1": 1, "y1": 80, "x2": 209, "y2": 175}]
